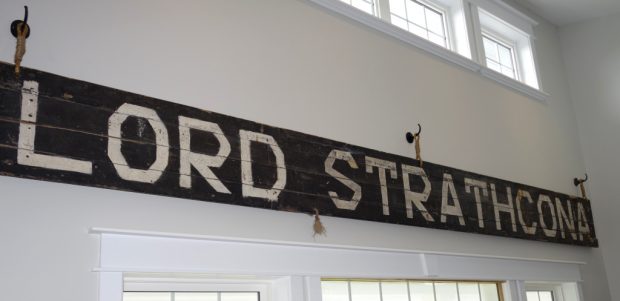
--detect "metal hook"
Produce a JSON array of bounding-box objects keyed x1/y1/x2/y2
[
  {"x1": 10, "y1": 6, "x2": 30, "y2": 39},
  {"x1": 405, "y1": 124, "x2": 422, "y2": 143},
  {"x1": 573, "y1": 173, "x2": 588, "y2": 186}
]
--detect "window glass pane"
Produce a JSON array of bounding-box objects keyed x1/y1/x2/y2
[
  {"x1": 175, "y1": 293, "x2": 218, "y2": 301},
  {"x1": 322, "y1": 281, "x2": 350, "y2": 301},
  {"x1": 392, "y1": 15, "x2": 409, "y2": 30},
  {"x1": 410, "y1": 282, "x2": 435, "y2": 301},
  {"x1": 501, "y1": 66, "x2": 515, "y2": 78},
  {"x1": 407, "y1": 1, "x2": 426, "y2": 27},
  {"x1": 483, "y1": 37, "x2": 499, "y2": 62},
  {"x1": 352, "y1": 0, "x2": 374, "y2": 15},
  {"x1": 425, "y1": 8, "x2": 444, "y2": 36},
  {"x1": 410, "y1": 23, "x2": 428, "y2": 39},
  {"x1": 526, "y1": 292, "x2": 541, "y2": 301},
  {"x1": 458, "y1": 283, "x2": 481, "y2": 301},
  {"x1": 351, "y1": 281, "x2": 381, "y2": 301},
  {"x1": 390, "y1": 0, "x2": 407, "y2": 18},
  {"x1": 435, "y1": 282, "x2": 458, "y2": 301},
  {"x1": 382, "y1": 282, "x2": 409, "y2": 301},
  {"x1": 429, "y1": 33, "x2": 446, "y2": 47},
  {"x1": 538, "y1": 292, "x2": 553, "y2": 301},
  {"x1": 498, "y1": 46, "x2": 513, "y2": 67},
  {"x1": 220, "y1": 292, "x2": 259, "y2": 301},
  {"x1": 479, "y1": 283, "x2": 500, "y2": 301},
  {"x1": 124, "y1": 292, "x2": 171, "y2": 301},
  {"x1": 486, "y1": 60, "x2": 501, "y2": 72}
]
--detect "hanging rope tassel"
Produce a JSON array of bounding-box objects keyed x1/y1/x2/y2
[
  {"x1": 579, "y1": 183, "x2": 587, "y2": 199},
  {"x1": 573, "y1": 174, "x2": 589, "y2": 199},
  {"x1": 312, "y1": 208, "x2": 326, "y2": 238},
  {"x1": 14, "y1": 22, "x2": 29, "y2": 76},
  {"x1": 414, "y1": 133, "x2": 423, "y2": 167},
  {"x1": 406, "y1": 124, "x2": 423, "y2": 167}
]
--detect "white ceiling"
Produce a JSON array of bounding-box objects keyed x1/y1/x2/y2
[{"x1": 514, "y1": 0, "x2": 620, "y2": 26}]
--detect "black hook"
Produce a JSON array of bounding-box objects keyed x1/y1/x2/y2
[
  {"x1": 573, "y1": 173, "x2": 588, "y2": 186},
  {"x1": 10, "y1": 6, "x2": 30, "y2": 39},
  {"x1": 405, "y1": 124, "x2": 422, "y2": 144}
]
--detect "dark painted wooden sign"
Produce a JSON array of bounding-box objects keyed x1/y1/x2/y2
[{"x1": 0, "y1": 63, "x2": 597, "y2": 246}]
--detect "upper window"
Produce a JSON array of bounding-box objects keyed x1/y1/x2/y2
[
  {"x1": 482, "y1": 34, "x2": 517, "y2": 79},
  {"x1": 307, "y1": 0, "x2": 546, "y2": 100},
  {"x1": 322, "y1": 279, "x2": 502, "y2": 301},
  {"x1": 389, "y1": 0, "x2": 449, "y2": 47},
  {"x1": 476, "y1": 7, "x2": 540, "y2": 89},
  {"x1": 340, "y1": 0, "x2": 377, "y2": 15}
]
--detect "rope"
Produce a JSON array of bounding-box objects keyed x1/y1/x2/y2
[
  {"x1": 312, "y1": 208, "x2": 326, "y2": 238},
  {"x1": 14, "y1": 23, "x2": 29, "y2": 76},
  {"x1": 579, "y1": 183, "x2": 587, "y2": 199},
  {"x1": 414, "y1": 133, "x2": 423, "y2": 167}
]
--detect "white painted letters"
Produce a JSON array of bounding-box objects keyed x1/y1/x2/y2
[
  {"x1": 325, "y1": 150, "x2": 362, "y2": 210},
  {"x1": 402, "y1": 164, "x2": 433, "y2": 221},
  {"x1": 17, "y1": 81, "x2": 93, "y2": 174},
  {"x1": 577, "y1": 202, "x2": 591, "y2": 241},
  {"x1": 490, "y1": 184, "x2": 517, "y2": 232},
  {"x1": 556, "y1": 198, "x2": 577, "y2": 240},
  {"x1": 365, "y1": 156, "x2": 398, "y2": 215},
  {"x1": 179, "y1": 116, "x2": 231, "y2": 193},
  {"x1": 537, "y1": 194, "x2": 558, "y2": 238},
  {"x1": 108, "y1": 103, "x2": 170, "y2": 183},
  {"x1": 441, "y1": 173, "x2": 465, "y2": 226},
  {"x1": 465, "y1": 178, "x2": 488, "y2": 228},
  {"x1": 516, "y1": 190, "x2": 538, "y2": 235},
  {"x1": 239, "y1": 130, "x2": 286, "y2": 202}
]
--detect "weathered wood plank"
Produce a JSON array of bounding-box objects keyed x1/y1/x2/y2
[{"x1": 0, "y1": 63, "x2": 597, "y2": 246}]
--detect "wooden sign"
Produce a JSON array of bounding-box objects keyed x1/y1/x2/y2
[{"x1": 0, "y1": 63, "x2": 597, "y2": 246}]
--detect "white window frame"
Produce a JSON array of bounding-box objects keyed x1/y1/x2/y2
[
  {"x1": 385, "y1": 0, "x2": 454, "y2": 49},
  {"x1": 305, "y1": 0, "x2": 548, "y2": 102},
  {"x1": 124, "y1": 291, "x2": 262, "y2": 301},
  {"x1": 123, "y1": 274, "x2": 271, "y2": 299},
  {"x1": 524, "y1": 282, "x2": 584, "y2": 301},
  {"x1": 339, "y1": 0, "x2": 379, "y2": 16},
  {"x1": 481, "y1": 31, "x2": 520, "y2": 80},
  {"x1": 322, "y1": 279, "x2": 504, "y2": 301},
  {"x1": 92, "y1": 228, "x2": 584, "y2": 301},
  {"x1": 470, "y1": 1, "x2": 541, "y2": 90}
]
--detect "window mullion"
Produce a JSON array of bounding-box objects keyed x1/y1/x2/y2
[
  {"x1": 407, "y1": 281, "x2": 412, "y2": 301},
  {"x1": 348, "y1": 281, "x2": 353, "y2": 301},
  {"x1": 464, "y1": 0, "x2": 485, "y2": 64},
  {"x1": 377, "y1": 0, "x2": 392, "y2": 21}
]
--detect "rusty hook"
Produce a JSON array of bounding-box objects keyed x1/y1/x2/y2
[
  {"x1": 10, "y1": 6, "x2": 30, "y2": 39},
  {"x1": 574, "y1": 173, "x2": 588, "y2": 186},
  {"x1": 405, "y1": 124, "x2": 422, "y2": 143}
]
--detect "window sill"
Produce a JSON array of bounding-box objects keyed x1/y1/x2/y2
[{"x1": 306, "y1": 0, "x2": 549, "y2": 102}]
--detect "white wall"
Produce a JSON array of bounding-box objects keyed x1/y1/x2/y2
[
  {"x1": 560, "y1": 13, "x2": 620, "y2": 301},
  {"x1": 0, "y1": 1, "x2": 610, "y2": 300}
]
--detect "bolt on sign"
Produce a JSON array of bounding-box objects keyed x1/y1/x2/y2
[{"x1": 0, "y1": 63, "x2": 597, "y2": 247}]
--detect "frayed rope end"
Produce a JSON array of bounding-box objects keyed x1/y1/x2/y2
[{"x1": 312, "y1": 208, "x2": 326, "y2": 238}]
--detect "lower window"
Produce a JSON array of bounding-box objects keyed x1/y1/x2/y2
[
  {"x1": 124, "y1": 292, "x2": 259, "y2": 301},
  {"x1": 322, "y1": 279, "x2": 502, "y2": 301},
  {"x1": 526, "y1": 291, "x2": 554, "y2": 301}
]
